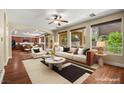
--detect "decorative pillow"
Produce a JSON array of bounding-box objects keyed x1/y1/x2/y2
[
  {"x1": 33, "y1": 49, "x2": 40, "y2": 53},
  {"x1": 83, "y1": 48, "x2": 90, "y2": 55},
  {"x1": 77, "y1": 48, "x2": 84, "y2": 55},
  {"x1": 63, "y1": 47, "x2": 70, "y2": 52},
  {"x1": 74, "y1": 48, "x2": 78, "y2": 54},
  {"x1": 39, "y1": 47, "x2": 43, "y2": 51},
  {"x1": 59, "y1": 47, "x2": 63, "y2": 52},
  {"x1": 69, "y1": 48, "x2": 78, "y2": 54}
]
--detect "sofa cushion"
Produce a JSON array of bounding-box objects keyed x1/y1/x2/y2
[
  {"x1": 56, "y1": 52, "x2": 64, "y2": 57},
  {"x1": 56, "y1": 52, "x2": 73, "y2": 59},
  {"x1": 69, "y1": 48, "x2": 78, "y2": 54},
  {"x1": 73, "y1": 54, "x2": 86, "y2": 63},
  {"x1": 64, "y1": 52, "x2": 73, "y2": 59}
]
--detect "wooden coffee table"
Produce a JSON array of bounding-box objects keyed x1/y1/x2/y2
[{"x1": 45, "y1": 56, "x2": 66, "y2": 71}]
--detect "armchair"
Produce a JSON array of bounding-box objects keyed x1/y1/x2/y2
[{"x1": 31, "y1": 46, "x2": 45, "y2": 58}]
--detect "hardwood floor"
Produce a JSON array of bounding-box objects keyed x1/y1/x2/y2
[
  {"x1": 84, "y1": 64, "x2": 124, "y2": 84},
  {"x1": 2, "y1": 50, "x2": 124, "y2": 84},
  {"x1": 3, "y1": 50, "x2": 32, "y2": 84}
]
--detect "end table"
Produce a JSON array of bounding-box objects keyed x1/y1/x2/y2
[{"x1": 96, "y1": 53, "x2": 107, "y2": 67}]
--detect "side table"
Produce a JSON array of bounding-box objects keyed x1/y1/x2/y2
[{"x1": 96, "y1": 53, "x2": 107, "y2": 67}]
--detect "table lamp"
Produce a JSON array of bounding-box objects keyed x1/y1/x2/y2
[{"x1": 96, "y1": 41, "x2": 106, "y2": 54}]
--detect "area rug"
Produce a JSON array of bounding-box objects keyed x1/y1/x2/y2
[
  {"x1": 41, "y1": 61, "x2": 93, "y2": 83},
  {"x1": 22, "y1": 58, "x2": 94, "y2": 84}
]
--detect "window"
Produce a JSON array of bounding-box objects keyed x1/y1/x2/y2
[
  {"x1": 45, "y1": 34, "x2": 53, "y2": 48},
  {"x1": 59, "y1": 31, "x2": 67, "y2": 47},
  {"x1": 71, "y1": 27, "x2": 86, "y2": 48},
  {"x1": 91, "y1": 19, "x2": 122, "y2": 55}
]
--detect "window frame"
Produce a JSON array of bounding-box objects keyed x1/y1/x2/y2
[
  {"x1": 70, "y1": 27, "x2": 86, "y2": 48},
  {"x1": 58, "y1": 31, "x2": 68, "y2": 47},
  {"x1": 90, "y1": 18, "x2": 123, "y2": 56}
]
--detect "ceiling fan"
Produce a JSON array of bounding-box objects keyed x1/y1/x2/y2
[{"x1": 46, "y1": 14, "x2": 68, "y2": 26}]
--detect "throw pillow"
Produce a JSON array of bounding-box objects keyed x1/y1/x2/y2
[
  {"x1": 69, "y1": 48, "x2": 78, "y2": 54},
  {"x1": 74, "y1": 48, "x2": 78, "y2": 54},
  {"x1": 63, "y1": 47, "x2": 70, "y2": 52},
  {"x1": 83, "y1": 48, "x2": 90, "y2": 55},
  {"x1": 59, "y1": 47, "x2": 63, "y2": 52},
  {"x1": 77, "y1": 48, "x2": 84, "y2": 55},
  {"x1": 33, "y1": 49, "x2": 40, "y2": 53}
]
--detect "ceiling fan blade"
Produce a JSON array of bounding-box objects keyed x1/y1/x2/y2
[
  {"x1": 58, "y1": 23, "x2": 61, "y2": 26},
  {"x1": 52, "y1": 15, "x2": 58, "y2": 19},
  {"x1": 46, "y1": 18, "x2": 51, "y2": 20},
  {"x1": 58, "y1": 15, "x2": 62, "y2": 19},
  {"x1": 48, "y1": 21, "x2": 53, "y2": 24},
  {"x1": 60, "y1": 20, "x2": 68, "y2": 23},
  {"x1": 47, "y1": 14, "x2": 68, "y2": 26}
]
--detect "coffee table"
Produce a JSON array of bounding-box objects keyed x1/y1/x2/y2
[
  {"x1": 41, "y1": 54, "x2": 51, "y2": 59},
  {"x1": 45, "y1": 56, "x2": 66, "y2": 71}
]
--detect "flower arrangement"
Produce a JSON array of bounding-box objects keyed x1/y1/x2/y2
[
  {"x1": 49, "y1": 50, "x2": 55, "y2": 59},
  {"x1": 49, "y1": 50, "x2": 55, "y2": 56}
]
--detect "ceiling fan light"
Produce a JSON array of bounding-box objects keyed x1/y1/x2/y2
[{"x1": 54, "y1": 20, "x2": 59, "y2": 24}]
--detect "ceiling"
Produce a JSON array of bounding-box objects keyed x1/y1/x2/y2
[{"x1": 6, "y1": 9, "x2": 122, "y2": 37}]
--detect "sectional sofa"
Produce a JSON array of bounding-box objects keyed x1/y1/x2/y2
[{"x1": 55, "y1": 47, "x2": 91, "y2": 65}]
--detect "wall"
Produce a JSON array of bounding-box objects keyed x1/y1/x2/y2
[
  {"x1": 0, "y1": 10, "x2": 12, "y2": 83},
  {"x1": 12, "y1": 36, "x2": 39, "y2": 43},
  {"x1": 0, "y1": 10, "x2": 5, "y2": 70},
  {"x1": 54, "y1": 12, "x2": 124, "y2": 66},
  {"x1": 5, "y1": 11, "x2": 12, "y2": 63}
]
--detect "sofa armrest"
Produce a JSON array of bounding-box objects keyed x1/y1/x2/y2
[{"x1": 86, "y1": 51, "x2": 96, "y2": 66}]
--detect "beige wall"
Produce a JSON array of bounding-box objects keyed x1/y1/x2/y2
[
  {"x1": 5, "y1": 11, "x2": 12, "y2": 64},
  {"x1": 54, "y1": 12, "x2": 124, "y2": 65},
  {"x1": 0, "y1": 10, "x2": 12, "y2": 71},
  {"x1": 0, "y1": 10, "x2": 5, "y2": 70}
]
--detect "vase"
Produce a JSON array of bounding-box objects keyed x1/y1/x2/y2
[{"x1": 51, "y1": 55, "x2": 54, "y2": 60}]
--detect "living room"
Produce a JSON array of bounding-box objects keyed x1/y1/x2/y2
[{"x1": 0, "y1": 9, "x2": 124, "y2": 84}]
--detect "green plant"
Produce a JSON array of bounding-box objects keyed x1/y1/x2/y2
[
  {"x1": 107, "y1": 32, "x2": 122, "y2": 54},
  {"x1": 98, "y1": 35, "x2": 108, "y2": 41},
  {"x1": 71, "y1": 34, "x2": 80, "y2": 41},
  {"x1": 61, "y1": 36, "x2": 67, "y2": 46},
  {"x1": 49, "y1": 50, "x2": 55, "y2": 56},
  {"x1": 92, "y1": 37, "x2": 95, "y2": 42}
]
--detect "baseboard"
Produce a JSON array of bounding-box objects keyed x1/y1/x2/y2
[
  {"x1": 104, "y1": 61, "x2": 124, "y2": 68},
  {"x1": 0, "y1": 69, "x2": 5, "y2": 84},
  {"x1": 5, "y1": 56, "x2": 12, "y2": 66}
]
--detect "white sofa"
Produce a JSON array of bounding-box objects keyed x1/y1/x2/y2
[{"x1": 55, "y1": 47, "x2": 87, "y2": 63}]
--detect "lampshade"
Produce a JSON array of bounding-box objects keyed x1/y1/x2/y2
[
  {"x1": 96, "y1": 41, "x2": 106, "y2": 48},
  {"x1": 54, "y1": 20, "x2": 59, "y2": 24}
]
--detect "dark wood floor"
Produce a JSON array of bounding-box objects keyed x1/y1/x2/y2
[
  {"x1": 3, "y1": 50, "x2": 32, "y2": 84},
  {"x1": 84, "y1": 65, "x2": 124, "y2": 84},
  {"x1": 2, "y1": 50, "x2": 124, "y2": 84}
]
